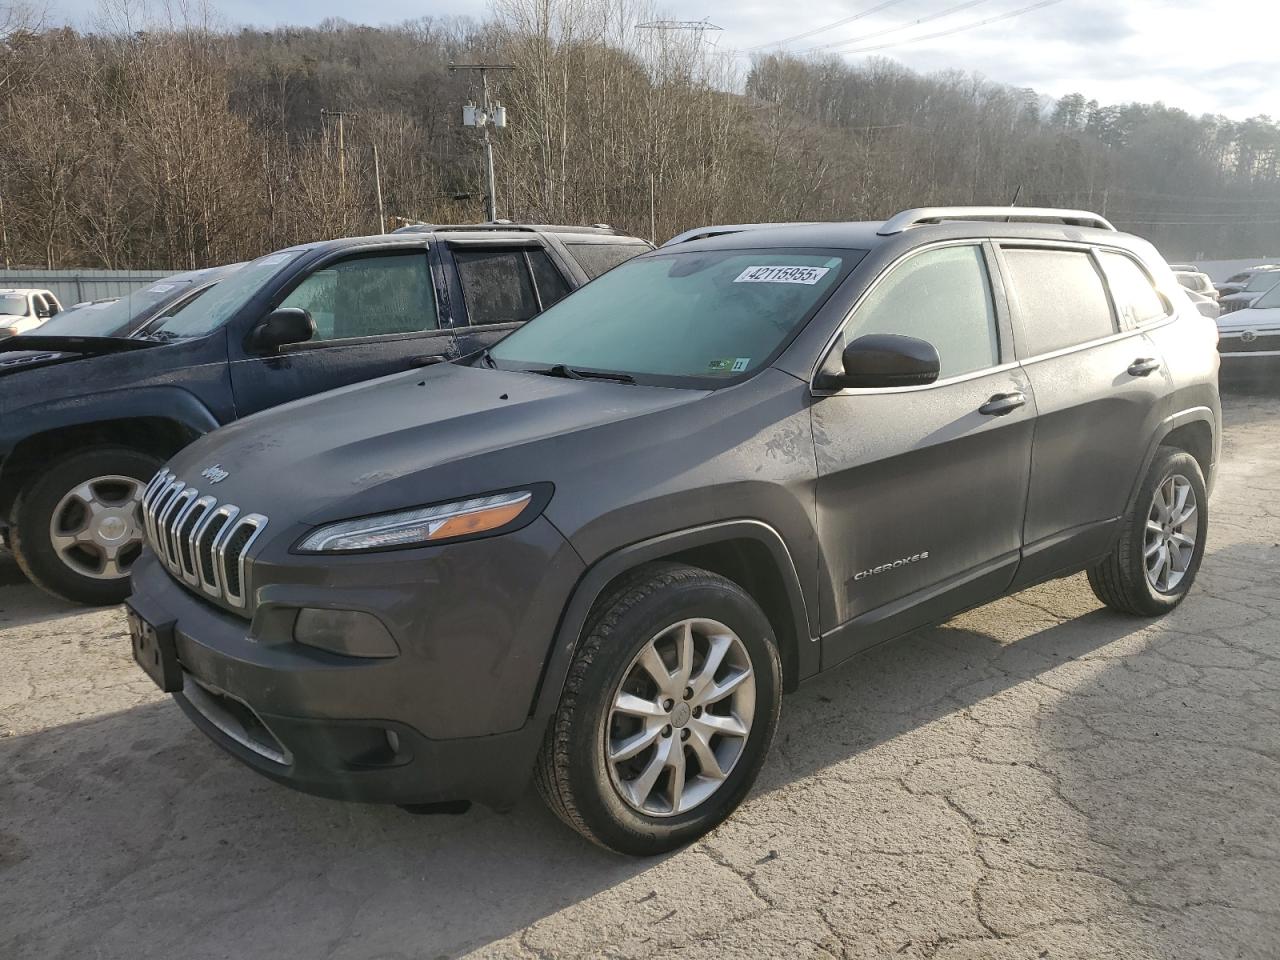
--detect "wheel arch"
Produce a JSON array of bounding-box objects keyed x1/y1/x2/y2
[
  {"x1": 1128, "y1": 406, "x2": 1217, "y2": 514},
  {"x1": 0, "y1": 394, "x2": 217, "y2": 520},
  {"x1": 531, "y1": 521, "x2": 816, "y2": 721}
]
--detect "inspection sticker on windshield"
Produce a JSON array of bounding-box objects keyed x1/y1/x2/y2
[{"x1": 734, "y1": 265, "x2": 830, "y2": 285}]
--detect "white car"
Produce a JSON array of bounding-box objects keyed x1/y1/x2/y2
[
  {"x1": 1219, "y1": 269, "x2": 1280, "y2": 315},
  {"x1": 0, "y1": 288, "x2": 63, "y2": 337},
  {"x1": 1174, "y1": 270, "x2": 1217, "y2": 300},
  {"x1": 1217, "y1": 281, "x2": 1280, "y2": 369},
  {"x1": 1184, "y1": 288, "x2": 1220, "y2": 319}
]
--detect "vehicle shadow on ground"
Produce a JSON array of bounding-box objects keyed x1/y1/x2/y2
[
  {"x1": 3, "y1": 570, "x2": 1228, "y2": 960},
  {"x1": 0, "y1": 551, "x2": 95, "y2": 628}
]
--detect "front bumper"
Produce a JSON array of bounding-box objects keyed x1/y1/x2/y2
[{"x1": 126, "y1": 515, "x2": 585, "y2": 808}]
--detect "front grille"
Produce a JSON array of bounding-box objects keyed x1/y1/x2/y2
[
  {"x1": 142, "y1": 469, "x2": 268, "y2": 609},
  {"x1": 1220, "y1": 333, "x2": 1280, "y2": 354}
]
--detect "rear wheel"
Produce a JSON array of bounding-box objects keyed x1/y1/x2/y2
[
  {"x1": 1088, "y1": 447, "x2": 1207, "y2": 616},
  {"x1": 535, "y1": 563, "x2": 782, "y2": 855},
  {"x1": 9, "y1": 446, "x2": 161, "y2": 605}
]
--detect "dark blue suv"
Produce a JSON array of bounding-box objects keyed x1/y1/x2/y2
[{"x1": 0, "y1": 225, "x2": 650, "y2": 603}]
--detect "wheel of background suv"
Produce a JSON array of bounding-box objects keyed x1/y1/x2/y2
[
  {"x1": 9, "y1": 446, "x2": 161, "y2": 605},
  {"x1": 535, "y1": 562, "x2": 782, "y2": 856},
  {"x1": 1087, "y1": 447, "x2": 1208, "y2": 616}
]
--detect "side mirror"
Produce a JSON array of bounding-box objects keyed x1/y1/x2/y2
[
  {"x1": 817, "y1": 333, "x2": 941, "y2": 390},
  {"x1": 247, "y1": 307, "x2": 315, "y2": 353}
]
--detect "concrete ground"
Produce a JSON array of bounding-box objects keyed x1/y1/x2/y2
[{"x1": 2, "y1": 391, "x2": 1279, "y2": 960}]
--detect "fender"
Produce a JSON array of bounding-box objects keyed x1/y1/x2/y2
[
  {"x1": 1125, "y1": 405, "x2": 1218, "y2": 515},
  {"x1": 530, "y1": 519, "x2": 815, "y2": 721},
  {"x1": 0, "y1": 385, "x2": 222, "y2": 454}
]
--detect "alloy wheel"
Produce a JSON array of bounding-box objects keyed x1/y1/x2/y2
[
  {"x1": 48, "y1": 475, "x2": 147, "y2": 581},
  {"x1": 605, "y1": 617, "x2": 756, "y2": 817},
  {"x1": 1144, "y1": 473, "x2": 1199, "y2": 593}
]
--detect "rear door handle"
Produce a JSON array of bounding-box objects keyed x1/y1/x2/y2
[
  {"x1": 978, "y1": 392, "x2": 1027, "y2": 416},
  {"x1": 410, "y1": 354, "x2": 450, "y2": 368},
  {"x1": 1127, "y1": 357, "x2": 1161, "y2": 377}
]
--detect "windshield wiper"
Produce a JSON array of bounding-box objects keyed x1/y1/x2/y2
[
  {"x1": 529, "y1": 363, "x2": 636, "y2": 384},
  {"x1": 0, "y1": 334, "x2": 157, "y2": 354},
  {"x1": 476, "y1": 347, "x2": 497, "y2": 369}
]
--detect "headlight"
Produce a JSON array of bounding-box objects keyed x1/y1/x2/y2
[{"x1": 296, "y1": 490, "x2": 535, "y2": 553}]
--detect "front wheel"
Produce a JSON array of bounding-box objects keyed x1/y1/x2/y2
[
  {"x1": 1088, "y1": 447, "x2": 1208, "y2": 616},
  {"x1": 535, "y1": 563, "x2": 782, "y2": 855},
  {"x1": 9, "y1": 446, "x2": 161, "y2": 605}
]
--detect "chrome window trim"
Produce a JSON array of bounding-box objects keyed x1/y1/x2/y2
[{"x1": 808, "y1": 238, "x2": 1007, "y2": 395}]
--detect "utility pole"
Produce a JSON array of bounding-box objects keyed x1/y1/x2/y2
[
  {"x1": 320, "y1": 108, "x2": 355, "y2": 196},
  {"x1": 450, "y1": 63, "x2": 514, "y2": 222},
  {"x1": 372, "y1": 143, "x2": 386, "y2": 234}
]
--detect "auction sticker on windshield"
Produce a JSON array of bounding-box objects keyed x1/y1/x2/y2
[{"x1": 734, "y1": 265, "x2": 830, "y2": 285}]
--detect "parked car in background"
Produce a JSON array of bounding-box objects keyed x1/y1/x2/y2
[
  {"x1": 0, "y1": 225, "x2": 650, "y2": 605},
  {"x1": 1218, "y1": 267, "x2": 1280, "y2": 315},
  {"x1": 1174, "y1": 270, "x2": 1218, "y2": 300},
  {"x1": 0, "y1": 266, "x2": 243, "y2": 372},
  {"x1": 1217, "y1": 280, "x2": 1280, "y2": 374},
  {"x1": 1215, "y1": 264, "x2": 1280, "y2": 298},
  {"x1": 0, "y1": 288, "x2": 63, "y2": 337},
  {"x1": 126, "y1": 207, "x2": 1219, "y2": 855}
]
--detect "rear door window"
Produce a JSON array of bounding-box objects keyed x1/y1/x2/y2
[
  {"x1": 566, "y1": 241, "x2": 648, "y2": 279},
  {"x1": 1002, "y1": 248, "x2": 1116, "y2": 356},
  {"x1": 1098, "y1": 251, "x2": 1168, "y2": 329},
  {"x1": 453, "y1": 248, "x2": 542, "y2": 325}
]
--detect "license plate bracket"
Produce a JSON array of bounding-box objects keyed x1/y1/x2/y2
[{"x1": 128, "y1": 606, "x2": 182, "y2": 693}]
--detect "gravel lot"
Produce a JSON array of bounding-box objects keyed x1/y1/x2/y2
[{"x1": 2, "y1": 391, "x2": 1279, "y2": 960}]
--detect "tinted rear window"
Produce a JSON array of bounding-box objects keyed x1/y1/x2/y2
[
  {"x1": 1003, "y1": 248, "x2": 1116, "y2": 356},
  {"x1": 566, "y1": 242, "x2": 648, "y2": 279}
]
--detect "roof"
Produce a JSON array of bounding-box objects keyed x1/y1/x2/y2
[
  {"x1": 390, "y1": 222, "x2": 629, "y2": 237},
  {"x1": 660, "y1": 207, "x2": 1131, "y2": 254}
]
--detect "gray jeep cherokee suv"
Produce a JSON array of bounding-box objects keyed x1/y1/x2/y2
[{"x1": 127, "y1": 207, "x2": 1220, "y2": 855}]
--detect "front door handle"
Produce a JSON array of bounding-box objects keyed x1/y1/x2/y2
[
  {"x1": 410, "y1": 354, "x2": 450, "y2": 368},
  {"x1": 1127, "y1": 357, "x2": 1161, "y2": 377},
  {"x1": 979, "y1": 392, "x2": 1027, "y2": 416}
]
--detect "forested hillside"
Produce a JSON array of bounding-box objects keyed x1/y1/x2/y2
[{"x1": 2, "y1": 0, "x2": 1278, "y2": 270}]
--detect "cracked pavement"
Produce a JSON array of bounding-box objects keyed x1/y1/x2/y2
[{"x1": 2, "y1": 390, "x2": 1279, "y2": 959}]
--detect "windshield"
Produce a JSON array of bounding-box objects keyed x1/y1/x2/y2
[
  {"x1": 38, "y1": 282, "x2": 195, "y2": 337},
  {"x1": 488, "y1": 249, "x2": 860, "y2": 386},
  {"x1": 1254, "y1": 284, "x2": 1280, "y2": 310},
  {"x1": 0, "y1": 293, "x2": 30, "y2": 317},
  {"x1": 140, "y1": 251, "x2": 300, "y2": 339},
  {"x1": 1245, "y1": 271, "x2": 1280, "y2": 292}
]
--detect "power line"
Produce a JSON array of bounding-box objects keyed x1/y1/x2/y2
[
  {"x1": 806, "y1": 0, "x2": 995, "y2": 53},
  {"x1": 822, "y1": 0, "x2": 1069, "y2": 56},
  {"x1": 746, "y1": 0, "x2": 914, "y2": 52}
]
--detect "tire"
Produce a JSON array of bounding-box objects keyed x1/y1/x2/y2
[
  {"x1": 535, "y1": 562, "x2": 782, "y2": 856},
  {"x1": 1088, "y1": 447, "x2": 1208, "y2": 616},
  {"x1": 9, "y1": 446, "x2": 162, "y2": 605}
]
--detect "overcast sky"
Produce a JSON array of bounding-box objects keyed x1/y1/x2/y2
[{"x1": 48, "y1": 0, "x2": 1279, "y2": 119}]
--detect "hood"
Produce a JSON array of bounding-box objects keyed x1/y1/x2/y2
[
  {"x1": 1217, "y1": 306, "x2": 1280, "y2": 334},
  {"x1": 166, "y1": 362, "x2": 706, "y2": 526}
]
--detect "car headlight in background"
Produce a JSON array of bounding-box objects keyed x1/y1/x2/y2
[{"x1": 296, "y1": 490, "x2": 535, "y2": 553}]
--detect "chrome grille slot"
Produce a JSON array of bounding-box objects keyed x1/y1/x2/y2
[{"x1": 141, "y1": 468, "x2": 269, "y2": 610}]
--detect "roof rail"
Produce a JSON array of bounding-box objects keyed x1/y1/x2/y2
[
  {"x1": 390, "y1": 222, "x2": 622, "y2": 236},
  {"x1": 877, "y1": 206, "x2": 1116, "y2": 236}
]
